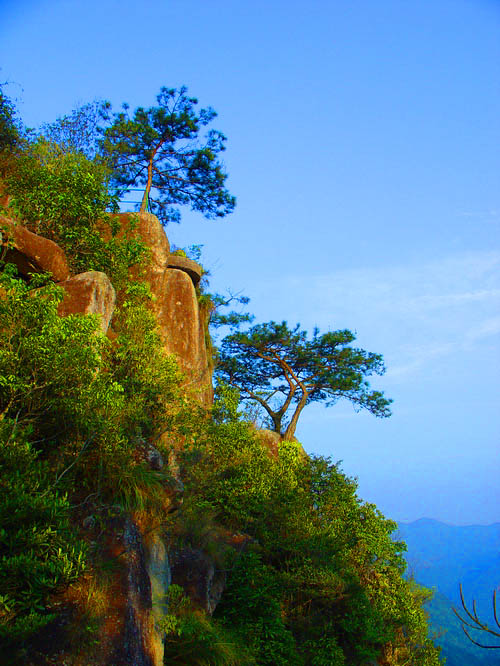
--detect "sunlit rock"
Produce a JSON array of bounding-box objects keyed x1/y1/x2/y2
[
  {"x1": 167, "y1": 254, "x2": 203, "y2": 287},
  {"x1": 0, "y1": 214, "x2": 70, "y2": 282},
  {"x1": 57, "y1": 271, "x2": 116, "y2": 333}
]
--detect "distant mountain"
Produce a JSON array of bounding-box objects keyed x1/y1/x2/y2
[{"x1": 395, "y1": 518, "x2": 500, "y2": 666}]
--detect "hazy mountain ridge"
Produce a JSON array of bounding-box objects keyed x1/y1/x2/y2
[{"x1": 396, "y1": 518, "x2": 500, "y2": 665}]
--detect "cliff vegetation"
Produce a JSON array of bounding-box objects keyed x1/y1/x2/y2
[{"x1": 0, "y1": 85, "x2": 443, "y2": 665}]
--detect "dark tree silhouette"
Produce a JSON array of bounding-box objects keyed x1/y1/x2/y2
[
  {"x1": 0, "y1": 83, "x2": 22, "y2": 151},
  {"x1": 453, "y1": 583, "x2": 500, "y2": 649}
]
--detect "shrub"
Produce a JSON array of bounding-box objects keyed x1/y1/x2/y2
[
  {"x1": 0, "y1": 85, "x2": 22, "y2": 152},
  {"x1": 0, "y1": 420, "x2": 86, "y2": 650},
  {"x1": 215, "y1": 552, "x2": 301, "y2": 666},
  {"x1": 110, "y1": 281, "x2": 181, "y2": 442},
  {"x1": 177, "y1": 386, "x2": 442, "y2": 664},
  {"x1": 5, "y1": 142, "x2": 147, "y2": 287},
  {"x1": 162, "y1": 584, "x2": 253, "y2": 665},
  {"x1": 0, "y1": 268, "x2": 123, "y2": 444}
]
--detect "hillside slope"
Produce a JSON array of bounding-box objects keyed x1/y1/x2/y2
[
  {"x1": 0, "y1": 89, "x2": 444, "y2": 665},
  {"x1": 396, "y1": 519, "x2": 500, "y2": 664}
]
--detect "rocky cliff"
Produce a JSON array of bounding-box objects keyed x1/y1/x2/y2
[
  {"x1": 0, "y1": 207, "x2": 441, "y2": 665},
  {"x1": 0, "y1": 211, "x2": 213, "y2": 665},
  {"x1": 1, "y1": 210, "x2": 213, "y2": 405}
]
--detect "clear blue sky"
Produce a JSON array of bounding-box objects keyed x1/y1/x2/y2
[{"x1": 2, "y1": 0, "x2": 499, "y2": 525}]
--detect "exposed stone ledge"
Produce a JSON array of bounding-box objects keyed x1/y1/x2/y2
[
  {"x1": 167, "y1": 254, "x2": 203, "y2": 287},
  {"x1": 0, "y1": 215, "x2": 70, "y2": 282}
]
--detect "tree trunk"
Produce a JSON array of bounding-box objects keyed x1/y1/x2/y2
[
  {"x1": 140, "y1": 156, "x2": 155, "y2": 212},
  {"x1": 283, "y1": 393, "x2": 308, "y2": 441},
  {"x1": 140, "y1": 188, "x2": 149, "y2": 212},
  {"x1": 272, "y1": 413, "x2": 283, "y2": 436},
  {"x1": 283, "y1": 416, "x2": 298, "y2": 441},
  {"x1": 282, "y1": 401, "x2": 305, "y2": 442}
]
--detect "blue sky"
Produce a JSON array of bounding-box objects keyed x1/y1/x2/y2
[{"x1": 1, "y1": 0, "x2": 499, "y2": 525}]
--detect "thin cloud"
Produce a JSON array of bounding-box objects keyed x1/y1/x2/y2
[
  {"x1": 283, "y1": 250, "x2": 500, "y2": 382},
  {"x1": 465, "y1": 316, "x2": 500, "y2": 341},
  {"x1": 458, "y1": 209, "x2": 499, "y2": 219}
]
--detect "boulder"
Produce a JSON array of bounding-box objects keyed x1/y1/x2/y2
[
  {"x1": 104, "y1": 212, "x2": 213, "y2": 404},
  {"x1": 167, "y1": 254, "x2": 203, "y2": 287},
  {"x1": 103, "y1": 212, "x2": 170, "y2": 291},
  {"x1": 154, "y1": 268, "x2": 213, "y2": 405},
  {"x1": 170, "y1": 548, "x2": 226, "y2": 615},
  {"x1": 256, "y1": 428, "x2": 308, "y2": 459},
  {"x1": 0, "y1": 214, "x2": 69, "y2": 282},
  {"x1": 57, "y1": 271, "x2": 116, "y2": 333}
]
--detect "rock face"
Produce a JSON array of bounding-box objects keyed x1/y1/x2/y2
[
  {"x1": 0, "y1": 212, "x2": 213, "y2": 402},
  {"x1": 167, "y1": 254, "x2": 204, "y2": 287},
  {"x1": 0, "y1": 211, "x2": 216, "y2": 664},
  {"x1": 0, "y1": 214, "x2": 69, "y2": 282},
  {"x1": 57, "y1": 271, "x2": 116, "y2": 333},
  {"x1": 144, "y1": 533, "x2": 171, "y2": 665},
  {"x1": 112, "y1": 212, "x2": 213, "y2": 405},
  {"x1": 157, "y1": 268, "x2": 213, "y2": 405},
  {"x1": 107, "y1": 212, "x2": 170, "y2": 295},
  {"x1": 125, "y1": 212, "x2": 171, "y2": 277},
  {"x1": 170, "y1": 548, "x2": 226, "y2": 615},
  {"x1": 109, "y1": 519, "x2": 156, "y2": 666}
]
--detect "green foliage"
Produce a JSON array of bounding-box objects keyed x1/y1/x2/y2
[
  {"x1": 70, "y1": 281, "x2": 183, "y2": 510},
  {"x1": 100, "y1": 86, "x2": 236, "y2": 225},
  {"x1": 216, "y1": 552, "x2": 301, "y2": 666},
  {"x1": 0, "y1": 267, "x2": 182, "y2": 653},
  {"x1": 0, "y1": 267, "x2": 122, "y2": 442},
  {"x1": 7, "y1": 140, "x2": 113, "y2": 232},
  {"x1": 110, "y1": 281, "x2": 181, "y2": 441},
  {"x1": 5, "y1": 143, "x2": 147, "y2": 286},
  {"x1": 0, "y1": 263, "x2": 180, "y2": 476},
  {"x1": 299, "y1": 632, "x2": 345, "y2": 666},
  {"x1": 216, "y1": 320, "x2": 392, "y2": 439},
  {"x1": 0, "y1": 419, "x2": 86, "y2": 649},
  {"x1": 177, "y1": 387, "x2": 442, "y2": 664},
  {"x1": 0, "y1": 84, "x2": 22, "y2": 152},
  {"x1": 39, "y1": 99, "x2": 111, "y2": 161},
  {"x1": 0, "y1": 89, "x2": 441, "y2": 666},
  {"x1": 162, "y1": 584, "x2": 253, "y2": 665}
]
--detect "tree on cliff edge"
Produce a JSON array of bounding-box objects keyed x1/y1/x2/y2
[
  {"x1": 216, "y1": 321, "x2": 392, "y2": 440},
  {"x1": 0, "y1": 83, "x2": 22, "y2": 152},
  {"x1": 100, "y1": 86, "x2": 235, "y2": 225}
]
